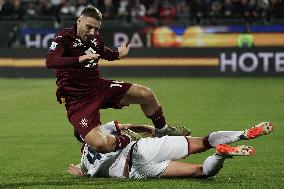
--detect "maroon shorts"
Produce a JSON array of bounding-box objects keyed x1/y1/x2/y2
[{"x1": 68, "y1": 78, "x2": 132, "y2": 139}]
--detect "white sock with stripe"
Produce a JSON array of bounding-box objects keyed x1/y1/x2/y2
[{"x1": 208, "y1": 131, "x2": 244, "y2": 147}]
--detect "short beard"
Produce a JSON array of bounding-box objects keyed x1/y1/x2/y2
[
  {"x1": 82, "y1": 35, "x2": 92, "y2": 43},
  {"x1": 81, "y1": 35, "x2": 88, "y2": 42},
  {"x1": 78, "y1": 29, "x2": 88, "y2": 42}
]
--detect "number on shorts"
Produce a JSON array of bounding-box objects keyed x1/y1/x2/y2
[{"x1": 110, "y1": 80, "x2": 124, "y2": 88}]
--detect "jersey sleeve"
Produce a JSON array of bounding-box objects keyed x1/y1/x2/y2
[
  {"x1": 97, "y1": 36, "x2": 119, "y2": 61},
  {"x1": 45, "y1": 34, "x2": 79, "y2": 68},
  {"x1": 100, "y1": 46, "x2": 119, "y2": 61}
]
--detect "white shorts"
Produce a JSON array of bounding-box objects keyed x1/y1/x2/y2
[{"x1": 129, "y1": 136, "x2": 189, "y2": 179}]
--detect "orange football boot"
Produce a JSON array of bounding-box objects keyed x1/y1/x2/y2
[
  {"x1": 244, "y1": 122, "x2": 273, "y2": 139},
  {"x1": 216, "y1": 144, "x2": 254, "y2": 156}
]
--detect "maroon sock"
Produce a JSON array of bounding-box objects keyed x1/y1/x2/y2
[
  {"x1": 203, "y1": 135, "x2": 213, "y2": 150},
  {"x1": 147, "y1": 106, "x2": 166, "y2": 129},
  {"x1": 115, "y1": 134, "x2": 130, "y2": 151}
]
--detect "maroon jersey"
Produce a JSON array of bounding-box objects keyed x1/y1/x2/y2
[{"x1": 46, "y1": 25, "x2": 119, "y2": 102}]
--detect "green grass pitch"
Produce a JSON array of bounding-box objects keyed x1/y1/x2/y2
[{"x1": 0, "y1": 77, "x2": 283, "y2": 189}]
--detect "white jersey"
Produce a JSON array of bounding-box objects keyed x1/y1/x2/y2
[
  {"x1": 80, "y1": 121, "x2": 135, "y2": 178},
  {"x1": 80, "y1": 121, "x2": 189, "y2": 179}
]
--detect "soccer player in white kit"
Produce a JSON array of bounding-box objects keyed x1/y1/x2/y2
[{"x1": 68, "y1": 121, "x2": 273, "y2": 179}]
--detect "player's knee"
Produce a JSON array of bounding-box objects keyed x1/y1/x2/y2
[
  {"x1": 201, "y1": 164, "x2": 218, "y2": 178},
  {"x1": 84, "y1": 133, "x2": 114, "y2": 153}
]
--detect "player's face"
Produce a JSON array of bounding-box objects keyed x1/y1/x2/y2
[{"x1": 77, "y1": 16, "x2": 101, "y2": 42}]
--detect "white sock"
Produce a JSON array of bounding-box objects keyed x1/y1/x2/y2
[
  {"x1": 208, "y1": 131, "x2": 244, "y2": 147},
  {"x1": 202, "y1": 154, "x2": 227, "y2": 177},
  {"x1": 156, "y1": 125, "x2": 168, "y2": 132}
]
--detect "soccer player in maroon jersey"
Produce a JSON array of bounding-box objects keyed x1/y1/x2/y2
[{"x1": 46, "y1": 6, "x2": 190, "y2": 153}]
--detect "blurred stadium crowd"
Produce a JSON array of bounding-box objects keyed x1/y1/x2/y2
[{"x1": 0, "y1": 0, "x2": 283, "y2": 25}]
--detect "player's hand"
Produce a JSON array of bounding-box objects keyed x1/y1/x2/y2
[
  {"x1": 118, "y1": 41, "x2": 131, "y2": 59},
  {"x1": 67, "y1": 164, "x2": 84, "y2": 176},
  {"x1": 79, "y1": 54, "x2": 100, "y2": 63}
]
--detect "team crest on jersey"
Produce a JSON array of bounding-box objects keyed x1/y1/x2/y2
[
  {"x1": 79, "y1": 118, "x2": 89, "y2": 128},
  {"x1": 73, "y1": 38, "x2": 83, "y2": 47},
  {"x1": 49, "y1": 42, "x2": 58, "y2": 50}
]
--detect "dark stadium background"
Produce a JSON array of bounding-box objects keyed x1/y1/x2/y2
[{"x1": 0, "y1": 0, "x2": 284, "y2": 77}]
